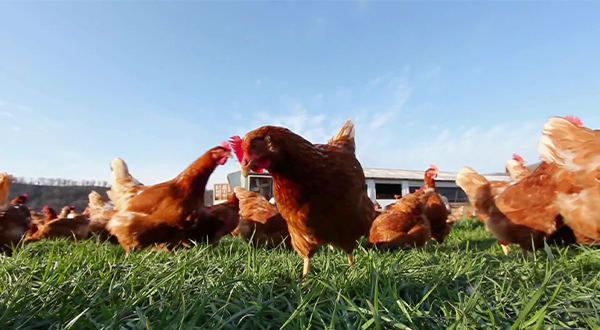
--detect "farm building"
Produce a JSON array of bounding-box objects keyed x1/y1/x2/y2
[{"x1": 216, "y1": 164, "x2": 510, "y2": 207}]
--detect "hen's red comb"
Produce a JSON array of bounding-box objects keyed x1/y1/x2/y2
[
  {"x1": 219, "y1": 140, "x2": 232, "y2": 151},
  {"x1": 429, "y1": 164, "x2": 438, "y2": 171},
  {"x1": 22, "y1": 193, "x2": 28, "y2": 198},
  {"x1": 228, "y1": 136, "x2": 244, "y2": 163},
  {"x1": 512, "y1": 154, "x2": 524, "y2": 163},
  {"x1": 70, "y1": 205, "x2": 76, "y2": 209},
  {"x1": 565, "y1": 115, "x2": 583, "y2": 126}
]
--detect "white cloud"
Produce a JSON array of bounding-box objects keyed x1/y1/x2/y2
[
  {"x1": 255, "y1": 79, "x2": 262, "y2": 86},
  {"x1": 0, "y1": 111, "x2": 14, "y2": 118},
  {"x1": 310, "y1": 114, "x2": 326, "y2": 126},
  {"x1": 364, "y1": 121, "x2": 544, "y2": 174},
  {"x1": 419, "y1": 64, "x2": 442, "y2": 82},
  {"x1": 390, "y1": 83, "x2": 412, "y2": 111},
  {"x1": 367, "y1": 71, "x2": 393, "y2": 87},
  {"x1": 369, "y1": 113, "x2": 390, "y2": 129},
  {"x1": 311, "y1": 93, "x2": 323, "y2": 107},
  {"x1": 17, "y1": 104, "x2": 32, "y2": 112},
  {"x1": 437, "y1": 128, "x2": 450, "y2": 141},
  {"x1": 13, "y1": 127, "x2": 21, "y2": 131},
  {"x1": 331, "y1": 87, "x2": 353, "y2": 104},
  {"x1": 369, "y1": 82, "x2": 412, "y2": 129},
  {"x1": 0, "y1": 100, "x2": 5, "y2": 106}
]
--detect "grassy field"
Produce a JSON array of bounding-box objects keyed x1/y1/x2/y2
[{"x1": 1, "y1": 219, "x2": 599, "y2": 330}]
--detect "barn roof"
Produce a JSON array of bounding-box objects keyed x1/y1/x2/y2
[
  {"x1": 362, "y1": 167, "x2": 510, "y2": 182},
  {"x1": 230, "y1": 164, "x2": 510, "y2": 183}
]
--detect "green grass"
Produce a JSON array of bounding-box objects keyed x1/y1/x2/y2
[{"x1": 1, "y1": 219, "x2": 599, "y2": 330}]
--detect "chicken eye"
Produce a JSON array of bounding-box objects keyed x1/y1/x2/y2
[{"x1": 251, "y1": 143, "x2": 257, "y2": 151}]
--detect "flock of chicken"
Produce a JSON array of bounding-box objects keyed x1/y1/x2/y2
[
  {"x1": 457, "y1": 115, "x2": 600, "y2": 256},
  {"x1": 1, "y1": 115, "x2": 598, "y2": 277}
]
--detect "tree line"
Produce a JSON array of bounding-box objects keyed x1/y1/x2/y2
[{"x1": 8, "y1": 175, "x2": 110, "y2": 188}]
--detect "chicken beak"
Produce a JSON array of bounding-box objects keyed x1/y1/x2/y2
[
  {"x1": 241, "y1": 167, "x2": 250, "y2": 177},
  {"x1": 241, "y1": 158, "x2": 255, "y2": 177}
]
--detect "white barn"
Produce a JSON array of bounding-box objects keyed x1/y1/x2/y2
[{"x1": 223, "y1": 164, "x2": 510, "y2": 208}]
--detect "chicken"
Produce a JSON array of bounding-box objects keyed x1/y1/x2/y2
[
  {"x1": 25, "y1": 206, "x2": 90, "y2": 242},
  {"x1": 186, "y1": 193, "x2": 240, "y2": 244},
  {"x1": 464, "y1": 177, "x2": 513, "y2": 255},
  {"x1": 537, "y1": 115, "x2": 600, "y2": 244},
  {"x1": 367, "y1": 188, "x2": 436, "y2": 249},
  {"x1": 0, "y1": 173, "x2": 30, "y2": 254},
  {"x1": 421, "y1": 165, "x2": 452, "y2": 243},
  {"x1": 58, "y1": 206, "x2": 71, "y2": 219},
  {"x1": 106, "y1": 157, "x2": 145, "y2": 211},
  {"x1": 465, "y1": 155, "x2": 531, "y2": 254},
  {"x1": 10, "y1": 193, "x2": 28, "y2": 205},
  {"x1": 456, "y1": 164, "x2": 563, "y2": 254},
  {"x1": 230, "y1": 119, "x2": 375, "y2": 277},
  {"x1": 106, "y1": 142, "x2": 232, "y2": 252},
  {"x1": 87, "y1": 191, "x2": 119, "y2": 243},
  {"x1": 505, "y1": 154, "x2": 532, "y2": 181},
  {"x1": 233, "y1": 187, "x2": 291, "y2": 249},
  {"x1": 9, "y1": 193, "x2": 32, "y2": 220},
  {"x1": 67, "y1": 206, "x2": 79, "y2": 219}
]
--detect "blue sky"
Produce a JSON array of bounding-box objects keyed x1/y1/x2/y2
[{"x1": 1, "y1": 1, "x2": 600, "y2": 187}]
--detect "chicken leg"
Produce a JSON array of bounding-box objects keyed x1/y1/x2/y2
[
  {"x1": 347, "y1": 253, "x2": 354, "y2": 266},
  {"x1": 302, "y1": 257, "x2": 311, "y2": 277}
]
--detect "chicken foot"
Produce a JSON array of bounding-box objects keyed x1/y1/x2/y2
[{"x1": 347, "y1": 253, "x2": 354, "y2": 266}]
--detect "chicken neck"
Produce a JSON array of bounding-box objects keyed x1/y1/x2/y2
[{"x1": 175, "y1": 152, "x2": 219, "y2": 197}]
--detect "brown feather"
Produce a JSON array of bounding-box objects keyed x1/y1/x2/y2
[
  {"x1": 367, "y1": 188, "x2": 434, "y2": 249},
  {"x1": 234, "y1": 187, "x2": 290, "y2": 248}
]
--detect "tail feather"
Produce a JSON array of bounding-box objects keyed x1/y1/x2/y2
[
  {"x1": 455, "y1": 167, "x2": 493, "y2": 214},
  {"x1": 107, "y1": 157, "x2": 143, "y2": 207},
  {"x1": 538, "y1": 116, "x2": 600, "y2": 174},
  {"x1": 88, "y1": 191, "x2": 112, "y2": 210},
  {"x1": 110, "y1": 157, "x2": 134, "y2": 185},
  {"x1": 327, "y1": 118, "x2": 356, "y2": 154},
  {"x1": 0, "y1": 172, "x2": 10, "y2": 211},
  {"x1": 233, "y1": 186, "x2": 278, "y2": 224}
]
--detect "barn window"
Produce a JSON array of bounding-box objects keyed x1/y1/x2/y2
[
  {"x1": 249, "y1": 176, "x2": 273, "y2": 200},
  {"x1": 375, "y1": 183, "x2": 403, "y2": 199},
  {"x1": 436, "y1": 187, "x2": 468, "y2": 203}
]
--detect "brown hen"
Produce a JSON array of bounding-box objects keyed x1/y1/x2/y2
[
  {"x1": 421, "y1": 165, "x2": 452, "y2": 243},
  {"x1": 230, "y1": 119, "x2": 374, "y2": 277},
  {"x1": 233, "y1": 186, "x2": 291, "y2": 249},
  {"x1": 457, "y1": 164, "x2": 565, "y2": 254},
  {"x1": 367, "y1": 188, "x2": 436, "y2": 249},
  {"x1": 538, "y1": 116, "x2": 600, "y2": 244},
  {"x1": 25, "y1": 206, "x2": 90, "y2": 242},
  {"x1": 186, "y1": 193, "x2": 240, "y2": 244},
  {"x1": 106, "y1": 142, "x2": 232, "y2": 252},
  {"x1": 0, "y1": 173, "x2": 31, "y2": 254}
]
